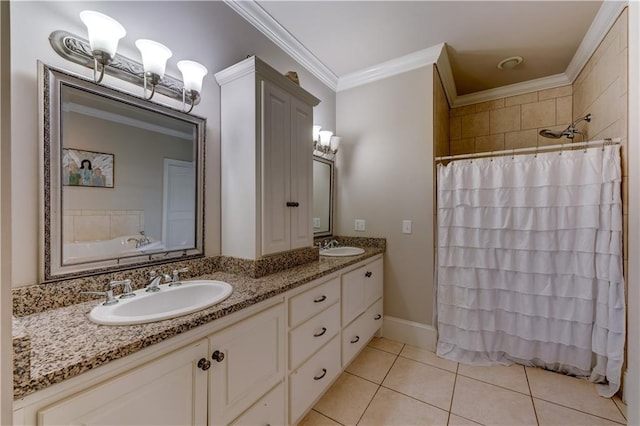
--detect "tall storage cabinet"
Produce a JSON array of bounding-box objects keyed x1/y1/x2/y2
[{"x1": 215, "y1": 56, "x2": 320, "y2": 259}]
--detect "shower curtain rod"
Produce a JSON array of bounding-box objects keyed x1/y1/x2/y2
[{"x1": 435, "y1": 137, "x2": 622, "y2": 162}]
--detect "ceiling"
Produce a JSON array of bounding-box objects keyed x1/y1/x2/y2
[{"x1": 254, "y1": 1, "x2": 603, "y2": 96}]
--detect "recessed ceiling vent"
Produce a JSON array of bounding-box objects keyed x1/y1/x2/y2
[{"x1": 497, "y1": 56, "x2": 524, "y2": 70}]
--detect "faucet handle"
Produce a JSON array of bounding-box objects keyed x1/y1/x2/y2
[
  {"x1": 110, "y1": 279, "x2": 134, "y2": 299},
  {"x1": 81, "y1": 290, "x2": 118, "y2": 306},
  {"x1": 170, "y1": 267, "x2": 189, "y2": 287},
  {"x1": 149, "y1": 270, "x2": 157, "y2": 278}
]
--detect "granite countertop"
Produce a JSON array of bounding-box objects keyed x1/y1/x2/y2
[{"x1": 13, "y1": 247, "x2": 383, "y2": 400}]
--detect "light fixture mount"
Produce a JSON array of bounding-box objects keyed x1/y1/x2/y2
[{"x1": 49, "y1": 30, "x2": 200, "y2": 106}]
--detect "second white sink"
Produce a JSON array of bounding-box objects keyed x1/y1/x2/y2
[
  {"x1": 88, "y1": 280, "x2": 233, "y2": 326},
  {"x1": 320, "y1": 246, "x2": 365, "y2": 257}
]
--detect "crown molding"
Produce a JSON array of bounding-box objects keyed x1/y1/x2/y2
[
  {"x1": 565, "y1": 0, "x2": 628, "y2": 82},
  {"x1": 434, "y1": 45, "x2": 457, "y2": 107},
  {"x1": 223, "y1": 0, "x2": 338, "y2": 91},
  {"x1": 336, "y1": 44, "x2": 444, "y2": 92},
  {"x1": 451, "y1": 73, "x2": 572, "y2": 107}
]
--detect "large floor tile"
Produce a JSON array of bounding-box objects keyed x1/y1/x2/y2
[
  {"x1": 400, "y1": 345, "x2": 458, "y2": 373},
  {"x1": 451, "y1": 376, "x2": 537, "y2": 425},
  {"x1": 534, "y1": 398, "x2": 625, "y2": 425},
  {"x1": 382, "y1": 356, "x2": 456, "y2": 410},
  {"x1": 613, "y1": 395, "x2": 627, "y2": 420},
  {"x1": 314, "y1": 373, "x2": 378, "y2": 425},
  {"x1": 457, "y1": 363, "x2": 529, "y2": 394},
  {"x1": 447, "y1": 414, "x2": 482, "y2": 425},
  {"x1": 358, "y1": 387, "x2": 449, "y2": 426},
  {"x1": 298, "y1": 409, "x2": 343, "y2": 426},
  {"x1": 367, "y1": 337, "x2": 404, "y2": 355},
  {"x1": 345, "y1": 347, "x2": 397, "y2": 384},
  {"x1": 526, "y1": 367, "x2": 626, "y2": 423}
]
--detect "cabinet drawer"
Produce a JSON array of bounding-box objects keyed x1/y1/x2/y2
[
  {"x1": 342, "y1": 298, "x2": 384, "y2": 368},
  {"x1": 289, "y1": 335, "x2": 341, "y2": 423},
  {"x1": 231, "y1": 382, "x2": 285, "y2": 426},
  {"x1": 289, "y1": 277, "x2": 339, "y2": 327},
  {"x1": 289, "y1": 302, "x2": 340, "y2": 370}
]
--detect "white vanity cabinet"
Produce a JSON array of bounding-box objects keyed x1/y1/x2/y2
[
  {"x1": 36, "y1": 339, "x2": 209, "y2": 426},
  {"x1": 209, "y1": 303, "x2": 285, "y2": 425},
  {"x1": 215, "y1": 56, "x2": 320, "y2": 259}
]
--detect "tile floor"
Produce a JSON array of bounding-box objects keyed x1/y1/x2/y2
[{"x1": 299, "y1": 337, "x2": 628, "y2": 426}]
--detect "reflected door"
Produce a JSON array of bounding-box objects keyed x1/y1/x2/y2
[{"x1": 163, "y1": 159, "x2": 196, "y2": 250}]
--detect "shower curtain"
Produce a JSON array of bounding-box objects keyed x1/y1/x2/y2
[{"x1": 436, "y1": 145, "x2": 625, "y2": 397}]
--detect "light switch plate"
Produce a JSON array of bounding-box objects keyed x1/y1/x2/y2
[
  {"x1": 313, "y1": 217, "x2": 321, "y2": 228},
  {"x1": 355, "y1": 219, "x2": 366, "y2": 232},
  {"x1": 402, "y1": 220, "x2": 412, "y2": 234}
]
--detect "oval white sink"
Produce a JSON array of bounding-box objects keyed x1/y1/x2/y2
[
  {"x1": 320, "y1": 246, "x2": 365, "y2": 257},
  {"x1": 88, "y1": 280, "x2": 233, "y2": 325}
]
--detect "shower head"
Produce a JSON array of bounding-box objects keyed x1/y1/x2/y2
[{"x1": 539, "y1": 114, "x2": 591, "y2": 140}]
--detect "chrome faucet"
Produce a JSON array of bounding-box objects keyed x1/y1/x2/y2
[
  {"x1": 146, "y1": 271, "x2": 171, "y2": 292},
  {"x1": 127, "y1": 231, "x2": 152, "y2": 248},
  {"x1": 169, "y1": 267, "x2": 189, "y2": 287},
  {"x1": 321, "y1": 239, "x2": 340, "y2": 250}
]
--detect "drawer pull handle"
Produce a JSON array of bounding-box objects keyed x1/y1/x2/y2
[
  {"x1": 374, "y1": 314, "x2": 382, "y2": 320},
  {"x1": 365, "y1": 271, "x2": 372, "y2": 278},
  {"x1": 351, "y1": 336, "x2": 360, "y2": 344},
  {"x1": 212, "y1": 350, "x2": 225, "y2": 362},
  {"x1": 197, "y1": 358, "x2": 211, "y2": 371},
  {"x1": 286, "y1": 201, "x2": 300, "y2": 207},
  {"x1": 314, "y1": 327, "x2": 327, "y2": 337},
  {"x1": 314, "y1": 368, "x2": 327, "y2": 380},
  {"x1": 313, "y1": 295, "x2": 327, "y2": 303}
]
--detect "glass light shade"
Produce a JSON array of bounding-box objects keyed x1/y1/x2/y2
[
  {"x1": 319, "y1": 130, "x2": 333, "y2": 147},
  {"x1": 177, "y1": 60, "x2": 208, "y2": 93},
  {"x1": 135, "y1": 39, "x2": 172, "y2": 78},
  {"x1": 330, "y1": 136, "x2": 341, "y2": 151},
  {"x1": 79, "y1": 11, "x2": 126, "y2": 59},
  {"x1": 312, "y1": 125, "x2": 322, "y2": 142}
]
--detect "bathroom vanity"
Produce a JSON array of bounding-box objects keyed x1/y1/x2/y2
[{"x1": 13, "y1": 250, "x2": 384, "y2": 425}]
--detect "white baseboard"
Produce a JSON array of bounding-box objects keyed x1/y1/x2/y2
[{"x1": 381, "y1": 315, "x2": 437, "y2": 351}]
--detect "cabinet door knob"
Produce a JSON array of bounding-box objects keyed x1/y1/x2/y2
[
  {"x1": 313, "y1": 295, "x2": 327, "y2": 303},
  {"x1": 374, "y1": 314, "x2": 382, "y2": 320},
  {"x1": 350, "y1": 336, "x2": 360, "y2": 344},
  {"x1": 314, "y1": 368, "x2": 327, "y2": 381},
  {"x1": 365, "y1": 271, "x2": 372, "y2": 278},
  {"x1": 212, "y1": 350, "x2": 225, "y2": 362},
  {"x1": 197, "y1": 358, "x2": 211, "y2": 371},
  {"x1": 313, "y1": 327, "x2": 327, "y2": 337}
]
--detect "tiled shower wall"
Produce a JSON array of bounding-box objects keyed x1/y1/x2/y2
[
  {"x1": 448, "y1": 85, "x2": 573, "y2": 156},
  {"x1": 63, "y1": 210, "x2": 145, "y2": 243}
]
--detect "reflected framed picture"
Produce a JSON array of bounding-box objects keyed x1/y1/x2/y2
[{"x1": 62, "y1": 148, "x2": 114, "y2": 188}]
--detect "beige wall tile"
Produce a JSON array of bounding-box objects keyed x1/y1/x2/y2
[
  {"x1": 81, "y1": 209, "x2": 107, "y2": 216},
  {"x1": 521, "y1": 99, "x2": 556, "y2": 129},
  {"x1": 505, "y1": 91, "x2": 538, "y2": 106},
  {"x1": 110, "y1": 214, "x2": 141, "y2": 239},
  {"x1": 588, "y1": 84, "x2": 622, "y2": 136},
  {"x1": 450, "y1": 104, "x2": 476, "y2": 117},
  {"x1": 505, "y1": 129, "x2": 538, "y2": 150},
  {"x1": 451, "y1": 138, "x2": 475, "y2": 156},
  {"x1": 450, "y1": 116, "x2": 462, "y2": 140},
  {"x1": 475, "y1": 134, "x2": 505, "y2": 152},
  {"x1": 556, "y1": 96, "x2": 573, "y2": 125},
  {"x1": 490, "y1": 105, "x2": 520, "y2": 134},
  {"x1": 538, "y1": 85, "x2": 572, "y2": 101},
  {"x1": 475, "y1": 98, "x2": 505, "y2": 112},
  {"x1": 461, "y1": 111, "x2": 490, "y2": 138},
  {"x1": 63, "y1": 215, "x2": 74, "y2": 243},
  {"x1": 73, "y1": 215, "x2": 110, "y2": 242}
]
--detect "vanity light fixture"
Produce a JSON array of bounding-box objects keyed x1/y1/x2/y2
[
  {"x1": 135, "y1": 39, "x2": 172, "y2": 100},
  {"x1": 177, "y1": 60, "x2": 208, "y2": 113},
  {"x1": 79, "y1": 10, "x2": 126, "y2": 83},
  {"x1": 313, "y1": 126, "x2": 339, "y2": 159},
  {"x1": 49, "y1": 10, "x2": 205, "y2": 111}
]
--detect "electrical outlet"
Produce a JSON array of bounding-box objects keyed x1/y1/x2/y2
[
  {"x1": 402, "y1": 220, "x2": 412, "y2": 234},
  {"x1": 355, "y1": 219, "x2": 366, "y2": 232},
  {"x1": 313, "y1": 218, "x2": 321, "y2": 228}
]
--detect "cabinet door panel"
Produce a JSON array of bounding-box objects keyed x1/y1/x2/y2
[
  {"x1": 209, "y1": 303, "x2": 285, "y2": 424},
  {"x1": 261, "y1": 80, "x2": 291, "y2": 256},
  {"x1": 341, "y1": 266, "x2": 366, "y2": 327},
  {"x1": 230, "y1": 382, "x2": 285, "y2": 426},
  {"x1": 364, "y1": 258, "x2": 384, "y2": 307},
  {"x1": 38, "y1": 340, "x2": 208, "y2": 426},
  {"x1": 289, "y1": 96, "x2": 313, "y2": 250}
]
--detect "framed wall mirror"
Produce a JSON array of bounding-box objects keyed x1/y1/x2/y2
[
  {"x1": 313, "y1": 157, "x2": 334, "y2": 237},
  {"x1": 39, "y1": 63, "x2": 206, "y2": 282}
]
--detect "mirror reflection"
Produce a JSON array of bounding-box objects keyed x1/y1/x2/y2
[
  {"x1": 313, "y1": 157, "x2": 333, "y2": 236},
  {"x1": 41, "y1": 64, "x2": 205, "y2": 281}
]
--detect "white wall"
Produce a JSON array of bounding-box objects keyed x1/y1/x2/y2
[
  {"x1": 336, "y1": 66, "x2": 435, "y2": 326},
  {"x1": 9, "y1": 1, "x2": 336, "y2": 287}
]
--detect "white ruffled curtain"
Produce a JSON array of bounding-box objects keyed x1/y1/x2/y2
[{"x1": 436, "y1": 145, "x2": 625, "y2": 397}]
